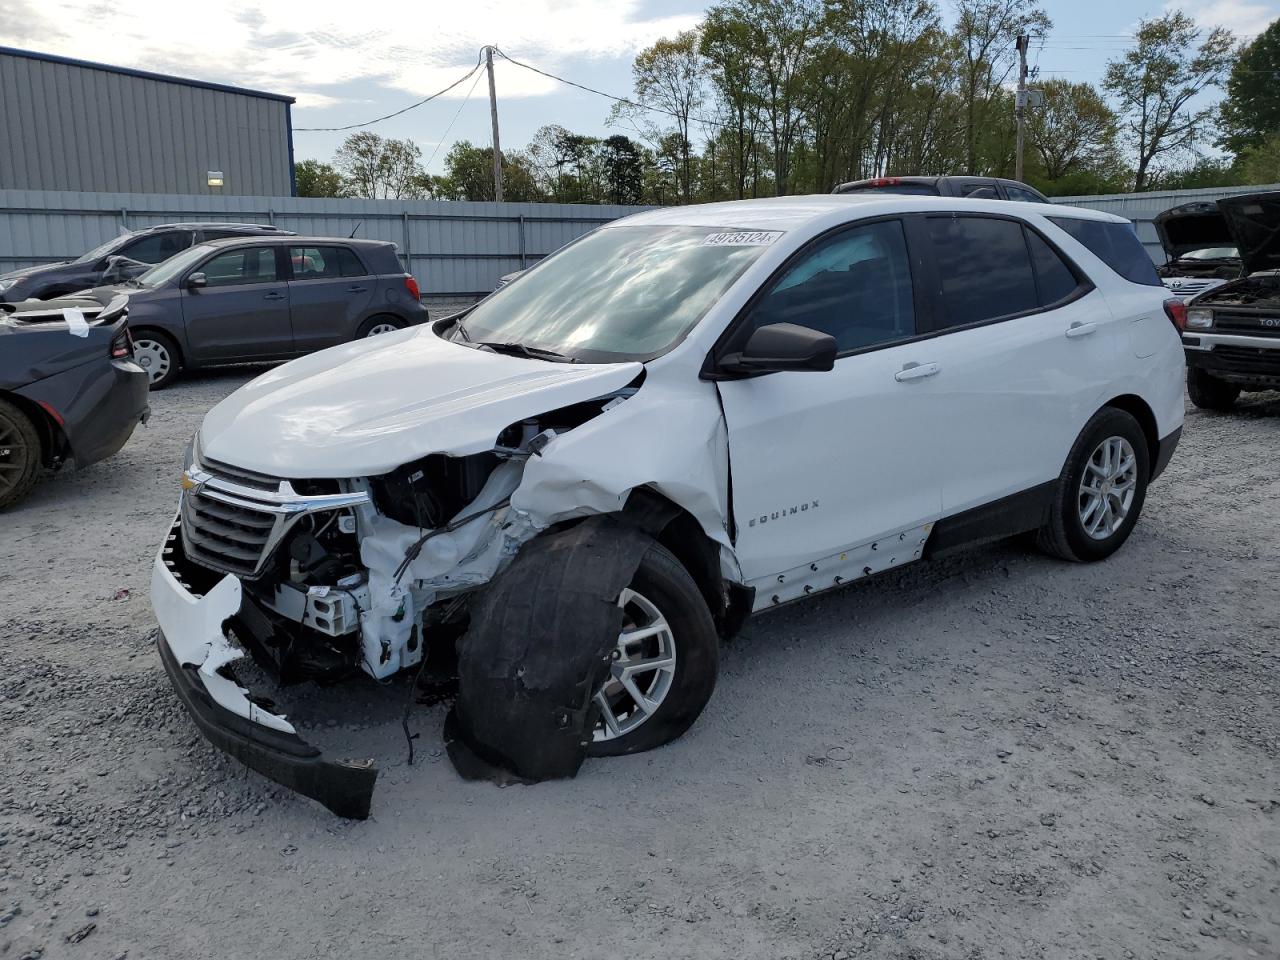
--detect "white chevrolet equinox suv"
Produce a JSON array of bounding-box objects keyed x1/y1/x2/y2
[{"x1": 152, "y1": 195, "x2": 1185, "y2": 817}]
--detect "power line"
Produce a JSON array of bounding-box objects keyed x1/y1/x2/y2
[
  {"x1": 491, "y1": 46, "x2": 728, "y2": 129},
  {"x1": 424, "y1": 68, "x2": 484, "y2": 171},
  {"x1": 293, "y1": 55, "x2": 484, "y2": 132}
]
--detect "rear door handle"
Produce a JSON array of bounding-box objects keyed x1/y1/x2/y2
[
  {"x1": 347, "y1": 285, "x2": 368, "y2": 293},
  {"x1": 263, "y1": 291, "x2": 285, "y2": 301},
  {"x1": 1066, "y1": 321, "x2": 1097, "y2": 338},
  {"x1": 895, "y1": 361, "x2": 940, "y2": 382}
]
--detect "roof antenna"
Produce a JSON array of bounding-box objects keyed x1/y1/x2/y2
[{"x1": 348, "y1": 221, "x2": 363, "y2": 239}]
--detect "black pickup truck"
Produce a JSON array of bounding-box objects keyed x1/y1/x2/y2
[{"x1": 1179, "y1": 192, "x2": 1280, "y2": 410}]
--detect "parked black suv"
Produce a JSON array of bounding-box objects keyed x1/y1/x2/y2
[
  {"x1": 84, "y1": 236, "x2": 429, "y2": 388},
  {"x1": 0, "y1": 222, "x2": 295, "y2": 302},
  {"x1": 1179, "y1": 192, "x2": 1280, "y2": 410},
  {"x1": 833, "y1": 175, "x2": 1049, "y2": 203}
]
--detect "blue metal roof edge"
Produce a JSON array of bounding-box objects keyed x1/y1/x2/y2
[{"x1": 0, "y1": 45, "x2": 296, "y2": 104}]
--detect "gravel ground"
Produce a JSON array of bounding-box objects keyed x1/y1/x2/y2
[{"x1": 2, "y1": 369, "x2": 1278, "y2": 960}]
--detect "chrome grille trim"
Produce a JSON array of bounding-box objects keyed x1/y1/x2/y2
[{"x1": 179, "y1": 464, "x2": 369, "y2": 580}]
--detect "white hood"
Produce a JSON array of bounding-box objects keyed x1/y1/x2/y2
[{"x1": 199, "y1": 327, "x2": 643, "y2": 477}]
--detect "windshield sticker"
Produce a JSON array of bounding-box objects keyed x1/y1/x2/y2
[
  {"x1": 702, "y1": 231, "x2": 783, "y2": 247},
  {"x1": 62, "y1": 307, "x2": 90, "y2": 338}
]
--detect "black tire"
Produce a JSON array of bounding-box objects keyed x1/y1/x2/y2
[
  {"x1": 131, "y1": 329, "x2": 181, "y2": 390},
  {"x1": 1037, "y1": 407, "x2": 1150, "y2": 563},
  {"x1": 587, "y1": 542, "x2": 719, "y2": 757},
  {"x1": 356, "y1": 315, "x2": 405, "y2": 339},
  {"x1": 0, "y1": 398, "x2": 42, "y2": 510},
  {"x1": 1186, "y1": 366, "x2": 1239, "y2": 412}
]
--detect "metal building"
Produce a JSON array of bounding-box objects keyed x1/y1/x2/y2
[{"x1": 0, "y1": 46, "x2": 296, "y2": 196}]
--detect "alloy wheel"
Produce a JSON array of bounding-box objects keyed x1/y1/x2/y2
[
  {"x1": 592, "y1": 587, "x2": 678, "y2": 742},
  {"x1": 1078, "y1": 435, "x2": 1137, "y2": 541},
  {"x1": 0, "y1": 409, "x2": 32, "y2": 501},
  {"x1": 365, "y1": 322, "x2": 400, "y2": 337}
]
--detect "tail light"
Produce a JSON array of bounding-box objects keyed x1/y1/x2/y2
[
  {"x1": 404, "y1": 275, "x2": 421, "y2": 300},
  {"x1": 1163, "y1": 298, "x2": 1187, "y2": 331},
  {"x1": 869, "y1": 177, "x2": 902, "y2": 187},
  {"x1": 110, "y1": 326, "x2": 134, "y2": 359}
]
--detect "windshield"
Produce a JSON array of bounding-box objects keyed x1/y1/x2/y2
[
  {"x1": 137, "y1": 244, "x2": 216, "y2": 287},
  {"x1": 1181, "y1": 247, "x2": 1239, "y2": 260},
  {"x1": 455, "y1": 225, "x2": 777, "y2": 362},
  {"x1": 74, "y1": 233, "x2": 132, "y2": 264}
]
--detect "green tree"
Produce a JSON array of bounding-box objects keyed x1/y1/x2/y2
[
  {"x1": 1025, "y1": 79, "x2": 1120, "y2": 181},
  {"x1": 1236, "y1": 133, "x2": 1280, "y2": 183},
  {"x1": 614, "y1": 30, "x2": 706, "y2": 202},
  {"x1": 333, "y1": 132, "x2": 429, "y2": 199},
  {"x1": 1218, "y1": 19, "x2": 1280, "y2": 157},
  {"x1": 1103, "y1": 12, "x2": 1235, "y2": 191},
  {"x1": 953, "y1": 0, "x2": 1051, "y2": 175},
  {"x1": 600, "y1": 135, "x2": 645, "y2": 204},
  {"x1": 439, "y1": 142, "x2": 543, "y2": 201},
  {"x1": 294, "y1": 159, "x2": 346, "y2": 198}
]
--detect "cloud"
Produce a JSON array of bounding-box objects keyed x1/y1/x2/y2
[
  {"x1": 8, "y1": 0, "x2": 699, "y2": 112},
  {"x1": 1170, "y1": 0, "x2": 1279, "y2": 35}
]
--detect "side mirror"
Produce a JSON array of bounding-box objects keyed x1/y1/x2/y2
[
  {"x1": 721, "y1": 322, "x2": 837, "y2": 374},
  {"x1": 186, "y1": 272, "x2": 208, "y2": 289}
]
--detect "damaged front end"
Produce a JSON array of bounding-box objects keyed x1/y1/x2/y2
[{"x1": 152, "y1": 375, "x2": 711, "y2": 816}]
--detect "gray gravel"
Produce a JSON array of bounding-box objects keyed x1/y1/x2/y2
[{"x1": 2, "y1": 368, "x2": 1278, "y2": 960}]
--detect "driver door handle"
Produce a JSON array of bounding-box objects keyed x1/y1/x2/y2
[
  {"x1": 1066, "y1": 321, "x2": 1097, "y2": 338},
  {"x1": 263, "y1": 291, "x2": 285, "y2": 301},
  {"x1": 895, "y1": 361, "x2": 941, "y2": 382}
]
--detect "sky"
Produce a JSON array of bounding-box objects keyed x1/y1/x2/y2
[{"x1": 2, "y1": 0, "x2": 1277, "y2": 174}]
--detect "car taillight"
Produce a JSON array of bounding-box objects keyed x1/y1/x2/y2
[
  {"x1": 110, "y1": 327, "x2": 134, "y2": 359},
  {"x1": 870, "y1": 177, "x2": 901, "y2": 187},
  {"x1": 1163, "y1": 299, "x2": 1187, "y2": 331},
  {"x1": 404, "y1": 275, "x2": 421, "y2": 300}
]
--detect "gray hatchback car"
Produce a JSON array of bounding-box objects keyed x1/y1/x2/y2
[{"x1": 85, "y1": 236, "x2": 428, "y2": 388}]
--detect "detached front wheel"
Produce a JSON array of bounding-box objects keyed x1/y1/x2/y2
[{"x1": 588, "y1": 543, "x2": 718, "y2": 757}]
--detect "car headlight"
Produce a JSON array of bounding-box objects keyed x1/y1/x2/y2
[
  {"x1": 181, "y1": 432, "x2": 202, "y2": 486},
  {"x1": 1186, "y1": 308, "x2": 1214, "y2": 329},
  {"x1": 0, "y1": 277, "x2": 25, "y2": 293}
]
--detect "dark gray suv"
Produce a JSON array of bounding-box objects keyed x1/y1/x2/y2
[
  {"x1": 85, "y1": 236, "x2": 428, "y2": 388},
  {"x1": 0, "y1": 222, "x2": 294, "y2": 302}
]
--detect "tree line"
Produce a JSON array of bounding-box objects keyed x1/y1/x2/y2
[{"x1": 296, "y1": 5, "x2": 1280, "y2": 204}]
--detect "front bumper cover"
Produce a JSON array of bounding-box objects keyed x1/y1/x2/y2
[{"x1": 152, "y1": 538, "x2": 377, "y2": 819}]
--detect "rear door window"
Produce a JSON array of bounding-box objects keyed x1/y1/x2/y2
[
  {"x1": 1048, "y1": 217, "x2": 1162, "y2": 286},
  {"x1": 926, "y1": 216, "x2": 1038, "y2": 328},
  {"x1": 289, "y1": 246, "x2": 362, "y2": 280},
  {"x1": 1006, "y1": 185, "x2": 1045, "y2": 203},
  {"x1": 957, "y1": 181, "x2": 1000, "y2": 200},
  {"x1": 1026, "y1": 230, "x2": 1083, "y2": 305}
]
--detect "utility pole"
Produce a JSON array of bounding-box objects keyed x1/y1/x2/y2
[
  {"x1": 1014, "y1": 34, "x2": 1029, "y2": 182},
  {"x1": 485, "y1": 46, "x2": 504, "y2": 202}
]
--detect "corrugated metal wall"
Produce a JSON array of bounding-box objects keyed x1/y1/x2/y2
[
  {"x1": 0, "y1": 190, "x2": 655, "y2": 296},
  {"x1": 0, "y1": 50, "x2": 293, "y2": 197},
  {"x1": 1054, "y1": 183, "x2": 1280, "y2": 262}
]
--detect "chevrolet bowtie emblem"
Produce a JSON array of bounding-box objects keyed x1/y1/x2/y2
[{"x1": 180, "y1": 472, "x2": 198, "y2": 491}]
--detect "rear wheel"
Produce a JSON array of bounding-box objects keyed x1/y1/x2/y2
[
  {"x1": 132, "y1": 330, "x2": 181, "y2": 389},
  {"x1": 357, "y1": 316, "x2": 404, "y2": 338},
  {"x1": 0, "y1": 398, "x2": 42, "y2": 510},
  {"x1": 587, "y1": 543, "x2": 718, "y2": 757},
  {"x1": 1186, "y1": 366, "x2": 1239, "y2": 411},
  {"x1": 1037, "y1": 408, "x2": 1150, "y2": 563}
]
